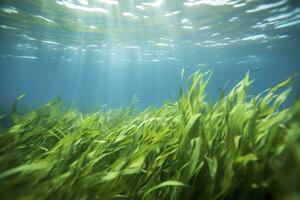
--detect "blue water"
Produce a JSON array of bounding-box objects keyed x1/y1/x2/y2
[{"x1": 0, "y1": 0, "x2": 300, "y2": 112}]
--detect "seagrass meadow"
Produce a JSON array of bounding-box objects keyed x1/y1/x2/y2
[
  {"x1": 0, "y1": 71, "x2": 299, "y2": 200},
  {"x1": 2, "y1": 0, "x2": 300, "y2": 199}
]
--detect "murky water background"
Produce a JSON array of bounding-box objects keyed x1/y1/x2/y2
[{"x1": 0, "y1": 0, "x2": 300, "y2": 111}]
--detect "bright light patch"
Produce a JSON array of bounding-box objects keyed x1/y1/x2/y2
[
  {"x1": 275, "y1": 19, "x2": 300, "y2": 29},
  {"x1": 95, "y1": 0, "x2": 119, "y2": 5},
  {"x1": 265, "y1": 13, "x2": 292, "y2": 22},
  {"x1": 16, "y1": 44, "x2": 38, "y2": 50},
  {"x1": 155, "y1": 43, "x2": 169, "y2": 47},
  {"x1": 277, "y1": 35, "x2": 289, "y2": 39},
  {"x1": 184, "y1": 0, "x2": 230, "y2": 7},
  {"x1": 1, "y1": 7, "x2": 18, "y2": 14},
  {"x1": 233, "y1": 3, "x2": 246, "y2": 8},
  {"x1": 229, "y1": 17, "x2": 238, "y2": 22},
  {"x1": 57, "y1": 1, "x2": 109, "y2": 14},
  {"x1": 22, "y1": 34, "x2": 37, "y2": 41},
  {"x1": 125, "y1": 46, "x2": 140, "y2": 49},
  {"x1": 182, "y1": 26, "x2": 193, "y2": 29},
  {"x1": 159, "y1": 37, "x2": 174, "y2": 42},
  {"x1": 64, "y1": 46, "x2": 78, "y2": 50},
  {"x1": 181, "y1": 18, "x2": 190, "y2": 24},
  {"x1": 198, "y1": 26, "x2": 211, "y2": 30},
  {"x1": 0, "y1": 24, "x2": 18, "y2": 30},
  {"x1": 78, "y1": 0, "x2": 89, "y2": 6},
  {"x1": 265, "y1": 8, "x2": 300, "y2": 22},
  {"x1": 34, "y1": 15, "x2": 55, "y2": 23},
  {"x1": 136, "y1": 5, "x2": 146, "y2": 10},
  {"x1": 164, "y1": 11, "x2": 181, "y2": 17},
  {"x1": 166, "y1": 57, "x2": 177, "y2": 60},
  {"x1": 246, "y1": 0, "x2": 288, "y2": 13},
  {"x1": 211, "y1": 33, "x2": 220, "y2": 36},
  {"x1": 142, "y1": 0, "x2": 164, "y2": 8},
  {"x1": 14, "y1": 56, "x2": 38, "y2": 59},
  {"x1": 242, "y1": 34, "x2": 268, "y2": 41},
  {"x1": 123, "y1": 12, "x2": 139, "y2": 19},
  {"x1": 42, "y1": 40, "x2": 60, "y2": 45}
]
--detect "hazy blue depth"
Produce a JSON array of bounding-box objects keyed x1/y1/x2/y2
[{"x1": 0, "y1": 0, "x2": 300, "y2": 112}]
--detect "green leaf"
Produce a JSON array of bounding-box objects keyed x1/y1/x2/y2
[
  {"x1": 205, "y1": 156, "x2": 218, "y2": 179},
  {"x1": 144, "y1": 180, "x2": 191, "y2": 197},
  {"x1": 270, "y1": 76, "x2": 292, "y2": 93},
  {"x1": 0, "y1": 162, "x2": 48, "y2": 180},
  {"x1": 236, "y1": 153, "x2": 258, "y2": 165}
]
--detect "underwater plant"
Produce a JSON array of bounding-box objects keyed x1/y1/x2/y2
[{"x1": 0, "y1": 71, "x2": 299, "y2": 200}]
